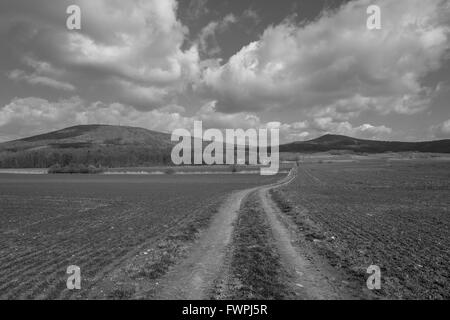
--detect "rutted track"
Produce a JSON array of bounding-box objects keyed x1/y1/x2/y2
[
  {"x1": 150, "y1": 170, "x2": 296, "y2": 299},
  {"x1": 152, "y1": 167, "x2": 352, "y2": 300},
  {"x1": 210, "y1": 167, "x2": 356, "y2": 299}
]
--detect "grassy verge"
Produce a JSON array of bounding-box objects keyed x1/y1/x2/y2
[{"x1": 216, "y1": 192, "x2": 295, "y2": 299}]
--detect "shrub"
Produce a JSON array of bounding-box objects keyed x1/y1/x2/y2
[
  {"x1": 47, "y1": 163, "x2": 103, "y2": 174},
  {"x1": 88, "y1": 165, "x2": 103, "y2": 174},
  {"x1": 164, "y1": 168, "x2": 175, "y2": 175},
  {"x1": 47, "y1": 163, "x2": 61, "y2": 174}
]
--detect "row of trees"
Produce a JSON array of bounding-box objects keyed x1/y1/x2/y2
[
  {"x1": 0, "y1": 144, "x2": 275, "y2": 168},
  {"x1": 0, "y1": 146, "x2": 173, "y2": 168}
]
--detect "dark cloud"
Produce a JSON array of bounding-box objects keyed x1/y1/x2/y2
[{"x1": 185, "y1": 0, "x2": 210, "y2": 20}]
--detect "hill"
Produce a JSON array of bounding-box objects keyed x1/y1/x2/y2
[
  {"x1": 2, "y1": 127, "x2": 450, "y2": 169},
  {"x1": 0, "y1": 125, "x2": 174, "y2": 168},
  {"x1": 279, "y1": 134, "x2": 450, "y2": 153},
  {"x1": 0, "y1": 124, "x2": 263, "y2": 169}
]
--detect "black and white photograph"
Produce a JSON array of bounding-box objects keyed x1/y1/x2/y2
[{"x1": 0, "y1": 0, "x2": 449, "y2": 307}]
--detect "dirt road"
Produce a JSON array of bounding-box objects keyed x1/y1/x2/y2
[
  {"x1": 152, "y1": 167, "x2": 355, "y2": 299},
  {"x1": 152, "y1": 171, "x2": 295, "y2": 299}
]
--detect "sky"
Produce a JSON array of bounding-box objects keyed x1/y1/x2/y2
[{"x1": 0, "y1": 0, "x2": 449, "y2": 143}]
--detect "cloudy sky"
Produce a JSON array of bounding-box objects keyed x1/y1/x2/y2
[{"x1": 0, "y1": 0, "x2": 449, "y2": 142}]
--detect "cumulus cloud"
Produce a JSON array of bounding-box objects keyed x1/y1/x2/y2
[
  {"x1": 0, "y1": 96, "x2": 194, "y2": 141},
  {"x1": 311, "y1": 117, "x2": 392, "y2": 140},
  {"x1": 194, "y1": 100, "x2": 260, "y2": 129},
  {"x1": 0, "y1": 95, "x2": 398, "y2": 143},
  {"x1": 0, "y1": 97, "x2": 263, "y2": 141},
  {"x1": 0, "y1": 0, "x2": 448, "y2": 143},
  {"x1": 0, "y1": 96, "x2": 263, "y2": 138},
  {"x1": 200, "y1": 0, "x2": 450, "y2": 117},
  {"x1": 430, "y1": 119, "x2": 450, "y2": 138},
  {"x1": 8, "y1": 69, "x2": 76, "y2": 91},
  {"x1": 7, "y1": 56, "x2": 76, "y2": 91},
  {"x1": 308, "y1": 95, "x2": 373, "y2": 121},
  {"x1": 0, "y1": 0, "x2": 200, "y2": 108}
]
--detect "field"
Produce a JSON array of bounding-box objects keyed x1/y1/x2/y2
[
  {"x1": 272, "y1": 159, "x2": 450, "y2": 299},
  {"x1": 0, "y1": 173, "x2": 281, "y2": 299}
]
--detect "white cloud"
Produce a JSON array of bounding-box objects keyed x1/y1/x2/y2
[
  {"x1": 0, "y1": 97, "x2": 191, "y2": 141},
  {"x1": 0, "y1": 97, "x2": 263, "y2": 142},
  {"x1": 1, "y1": 0, "x2": 447, "y2": 143},
  {"x1": 8, "y1": 69, "x2": 76, "y2": 91},
  {"x1": 61, "y1": 0, "x2": 200, "y2": 106},
  {"x1": 7, "y1": 57, "x2": 76, "y2": 91},
  {"x1": 311, "y1": 117, "x2": 392, "y2": 140},
  {"x1": 430, "y1": 119, "x2": 450, "y2": 138},
  {"x1": 308, "y1": 95, "x2": 373, "y2": 121},
  {"x1": 1, "y1": 0, "x2": 200, "y2": 108},
  {"x1": 200, "y1": 0, "x2": 450, "y2": 117},
  {"x1": 0, "y1": 96, "x2": 396, "y2": 143}
]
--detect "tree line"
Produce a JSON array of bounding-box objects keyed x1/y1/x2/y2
[{"x1": 0, "y1": 146, "x2": 173, "y2": 168}]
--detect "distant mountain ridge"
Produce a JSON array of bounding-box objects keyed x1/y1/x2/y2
[
  {"x1": 0, "y1": 126, "x2": 449, "y2": 168},
  {"x1": 280, "y1": 134, "x2": 450, "y2": 153},
  {"x1": 8, "y1": 124, "x2": 172, "y2": 147}
]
